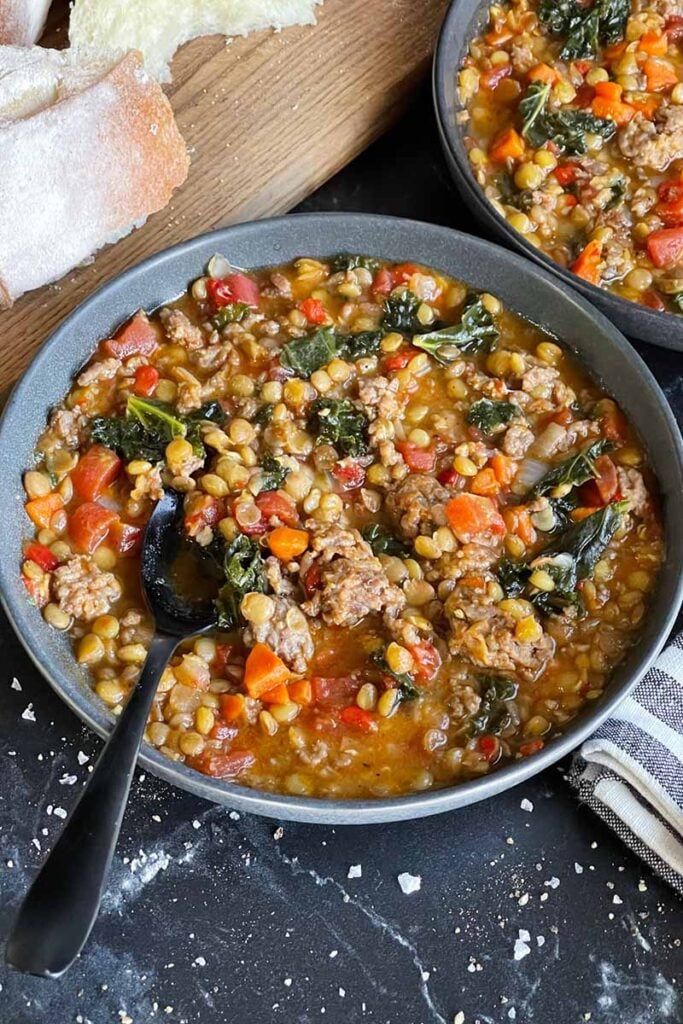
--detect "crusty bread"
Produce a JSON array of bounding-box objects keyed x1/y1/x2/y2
[
  {"x1": 0, "y1": 0, "x2": 51, "y2": 45},
  {"x1": 70, "y1": 0, "x2": 322, "y2": 82},
  {"x1": 0, "y1": 47, "x2": 189, "y2": 308}
]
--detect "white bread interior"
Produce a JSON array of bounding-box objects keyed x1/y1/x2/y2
[
  {"x1": 70, "y1": 0, "x2": 322, "y2": 82},
  {"x1": 0, "y1": 0, "x2": 52, "y2": 45},
  {"x1": 0, "y1": 47, "x2": 189, "y2": 308}
]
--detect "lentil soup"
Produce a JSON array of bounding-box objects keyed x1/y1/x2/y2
[
  {"x1": 20, "y1": 254, "x2": 663, "y2": 799},
  {"x1": 458, "y1": 0, "x2": 683, "y2": 314}
]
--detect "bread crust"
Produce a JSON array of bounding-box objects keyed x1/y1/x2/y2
[
  {"x1": 0, "y1": 49, "x2": 189, "y2": 307},
  {"x1": 0, "y1": 0, "x2": 51, "y2": 45}
]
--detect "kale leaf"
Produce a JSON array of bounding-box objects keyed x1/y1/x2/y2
[
  {"x1": 466, "y1": 399, "x2": 521, "y2": 434},
  {"x1": 470, "y1": 674, "x2": 518, "y2": 736},
  {"x1": 361, "y1": 523, "x2": 411, "y2": 557},
  {"x1": 184, "y1": 402, "x2": 227, "y2": 457},
  {"x1": 253, "y1": 402, "x2": 275, "y2": 427},
  {"x1": 605, "y1": 179, "x2": 627, "y2": 211},
  {"x1": 280, "y1": 326, "x2": 338, "y2": 378},
  {"x1": 215, "y1": 535, "x2": 267, "y2": 630},
  {"x1": 531, "y1": 440, "x2": 614, "y2": 497},
  {"x1": 259, "y1": 453, "x2": 288, "y2": 492},
  {"x1": 91, "y1": 396, "x2": 224, "y2": 462},
  {"x1": 497, "y1": 557, "x2": 530, "y2": 598},
  {"x1": 382, "y1": 289, "x2": 422, "y2": 334},
  {"x1": 411, "y1": 296, "x2": 499, "y2": 362},
  {"x1": 341, "y1": 331, "x2": 383, "y2": 360},
  {"x1": 538, "y1": 0, "x2": 630, "y2": 59},
  {"x1": 520, "y1": 82, "x2": 615, "y2": 155},
  {"x1": 213, "y1": 302, "x2": 250, "y2": 328},
  {"x1": 308, "y1": 398, "x2": 369, "y2": 457},
  {"x1": 331, "y1": 253, "x2": 381, "y2": 274},
  {"x1": 371, "y1": 650, "x2": 420, "y2": 702}
]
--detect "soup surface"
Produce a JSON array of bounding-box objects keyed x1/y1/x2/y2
[
  {"x1": 458, "y1": 0, "x2": 683, "y2": 313},
  {"x1": 21, "y1": 255, "x2": 663, "y2": 799}
]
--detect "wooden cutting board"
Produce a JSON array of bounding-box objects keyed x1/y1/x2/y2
[{"x1": 0, "y1": 0, "x2": 448, "y2": 391}]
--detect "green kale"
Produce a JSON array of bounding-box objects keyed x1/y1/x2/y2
[
  {"x1": 259, "y1": 453, "x2": 288, "y2": 492},
  {"x1": 308, "y1": 398, "x2": 369, "y2": 457},
  {"x1": 671, "y1": 293, "x2": 683, "y2": 314},
  {"x1": 520, "y1": 82, "x2": 615, "y2": 155},
  {"x1": 470, "y1": 674, "x2": 518, "y2": 736},
  {"x1": 215, "y1": 535, "x2": 267, "y2": 630},
  {"x1": 497, "y1": 557, "x2": 530, "y2": 598},
  {"x1": 466, "y1": 399, "x2": 521, "y2": 435},
  {"x1": 253, "y1": 402, "x2": 275, "y2": 427},
  {"x1": 341, "y1": 331, "x2": 383, "y2": 360},
  {"x1": 213, "y1": 302, "x2": 249, "y2": 328},
  {"x1": 371, "y1": 650, "x2": 420, "y2": 702},
  {"x1": 382, "y1": 289, "x2": 422, "y2": 334},
  {"x1": 538, "y1": 0, "x2": 630, "y2": 59},
  {"x1": 361, "y1": 523, "x2": 411, "y2": 557},
  {"x1": 411, "y1": 296, "x2": 499, "y2": 362},
  {"x1": 531, "y1": 440, "x2": 614, "y2": 497},
  {"x1": 331, "y1": 253, "x2": 381, "y2": 274},
  {"x1": 280, "y1": 325, "x2": 338, "y2": 378},
  {"x1": 184, "y1": 402, "x2": 227, "y2": 457},
  {"x1": 605, "y1": 179, "x2": 627, "y2": 211},
  {"x1": 91, "y1": 397, "x2": 224, "y2": 463}
]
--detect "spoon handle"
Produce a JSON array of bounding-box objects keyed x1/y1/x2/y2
[{"x1": 5, "y1": 632, "x2": 177, "y2": 978}]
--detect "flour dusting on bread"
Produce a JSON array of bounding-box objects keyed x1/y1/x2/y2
[
  {"x1": 69, "y1": 0, "x2": 323, "y2": 82},
  {"x1": 0, "y1": 0, "x2": 51, "y2": 46}
]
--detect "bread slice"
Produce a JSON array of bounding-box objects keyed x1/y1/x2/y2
[
  {"x1": 0, "y1": 47, "x2": 189, "y2": 308},
  {"x1": 70, "y1": 0, "x2": 322, "y2": 82},
  {"x1": 0, "y1": 0, "x2": 51, "y2": 45}
]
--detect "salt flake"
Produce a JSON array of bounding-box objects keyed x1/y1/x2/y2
[
  {"x1": 21, "y1": 704, "x2": 36, "y2": 722},
  {"x1": 10, "y1": 677, "x2": 21, "y2": 691},
  {"x1": 347, "y1": 864, "x2": 362, "y2": 879},
  {"x1": 397, "y1": 872, "x2": 421, "y2": 895},
  {"x1": 520, "y1": 798, "x2": 534, "y2": 812}
]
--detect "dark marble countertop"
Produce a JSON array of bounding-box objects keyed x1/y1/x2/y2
[{"x1": 1, "y1": 84, "x2": 681, "y2": 1024}]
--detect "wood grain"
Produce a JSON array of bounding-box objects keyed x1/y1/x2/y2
[{"x1": 1, "y1": 0, "x2": 448, "y2": 391}]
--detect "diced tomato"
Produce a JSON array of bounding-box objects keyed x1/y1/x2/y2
[
  {"x1": 214, "y1": 644, "x2": 234, "y2": 675},
  {"x1": 303, "y1": 562, "x2": 323, "y2": 598},
  {"x1": 601, "y1": 405, "x2": 629, "y2": 442},
  {"x1": 331, "y1": 459, "x2": 366, "y2": 490},
  {"x1": 481, "y1": 64, "x2": 512, "y2": 90},
  {"x1": 22, "y1": 574, "x2": 47, "y2": 607},
  {"x1": 594, "y1": 454, "x2": 620, "y2": 504},
  {"x1": 393, "y1": 262, "x2": 422, "y2": 284},
  {"x1": 311, "y1": 675, "x2": 361, "y2": 706},
  {"x1": 340, "y1": 706, "x2": 377, "y2": 731},
  {"x1": 553, "y1": 164, "x2": 578, "y2": 186},
  {"x1": 655, "y1": 178, "x2": 683, "y2": 225},
  {"x1": 642, "y1": 290, "x2": 667, "y2": 311},
  {"x1": 255, "y1": 490, "x2": 299, "y2": 527},
  {"x1": 71, "y1": 445, "x2": 122, "y2": 501},
  {"x1": 574, "y1": 83, "x2": 596, "y2": 108},
  {"x1": 299, "y1": 297, "x2": 327, "y2": 325},
  {"x1": 191, "y1": 749, "x2": 256, "y2": 779},
  {"x1": 133, "y1": 364, "x2": 160, "y2": 397},
  {"x1": 437, "y1": 468, "x2": 460, "y2": 487},
  {"x1": 109, "y1": 520, "x2": 143, "y2": 557},
  {"x1": 658, "y1": 178, "x2": 683, "y2": 204},
  {"x1": 646, "y1": 226, "x2": 683, "y2": 267},
  {"x1": 209, "y1": 720, "x2": 239, "y2": 741},
  {"x1": 24, "y1": 542, "x2": 59, "y2": 572},
  {"x1": 478, "y1": 735, "x2": 501, "y2": 761},
  {"x1": 519, "y1": 738, "x2": 545, "y2": 757},
  {"x1": 666, "y1": 14, "x2": 683, "y2": 40},
  {"x1": 102, "y1": 312, "x2": 159, "y2": 359},
  {"x1": 68, "y1": 502, "x2": 118, "y2": 553},
  {"x1": 372, "y1": 268, "x2": 396, "y2": 295},
  {"x1": 206, "y1": 273, "x2": 260, "y2": 309},
  {"x1": 384, "y1": 349, "x2": 414, "y2": 371},
  {"x1": 396, "y1": 441, "x2": 436, "y2": 473},
  {"x1": 552, "y1": 407, "x2": 575, "y2": 427},
  {"x1": 185, "y1": 494, "x2": 225, "y2": 534},
  {"x1": 410, "y1": 641, "x2": 441, "y2": 681}
]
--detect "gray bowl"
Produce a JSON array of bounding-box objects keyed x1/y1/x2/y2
[
  {"x1": 0, "y1": 213, "x2": 681, "y2": 824},
  {"x1": 433, "y1": 0, "x2": 683, "y2": 350}
]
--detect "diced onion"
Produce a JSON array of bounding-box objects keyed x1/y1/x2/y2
[
  {"x1": 530, "y1": 422, "x2": 568, "y2": 460},
  {"x1": 511, "y1": 457, "x2": 549, "y2": 495},
  {"x1": 207, "y1": 253, "x2": 243, "y2": 279}
]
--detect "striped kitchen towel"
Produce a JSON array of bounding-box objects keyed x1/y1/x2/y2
[{"x1": 568, "y1": 634, "x2": 683, "y2": 896}]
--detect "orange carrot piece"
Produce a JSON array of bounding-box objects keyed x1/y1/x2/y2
[
  {"x1": 571, "y1": 507, "x2": 601, "y2": 522},
  {"x1": 289, "y1": 679, "x2": 313, "y2": 705},
  {"x1": 630, "y1": 95, "x2": 661, "y2": 118},
  {"x1": 267, "y1": 526, "x2": 309, "y2": 561},
  {"x1": 571, "y1": 239, "x2": 602, "y2": 285},
  {"x1": 220, "y1": 693, "x2": 245, "y2": 721},
  {"x1": 243, "y1": 643, "x2": 290, "y2": 699},
  {"x1": 639, "y1": 31, "x2": 668, "y2": 56},
  {"x1": 470, "y1": 468, "x2": 500, "y2": 497},
  {"x1": 644, "y1": 57, "x2": 678, "y2": 92},
  {"x1": 591, "y1": 84, "x2": 635, "y2": 125},
  {"x1": 445, "y1": 493, "x2": 505, "y2": 537},
  {"x1": 490, "y1": 453, "x2": 515, "y2": 487},
  {"x1": 528, "y1": 63, "x2": 558, "y2": 84},
  {"x1": 260, "y1": 682, "x2": 291, "y2": 705},
  {"x1": 25, "y1": 492, "x2": 64, "y2": 529},
  {"x1": 603, "y1": 40, "x2": 628, "y2": 60},
  {"x1": 488, "y1": 127, "x2": 525, "y2": 164}
]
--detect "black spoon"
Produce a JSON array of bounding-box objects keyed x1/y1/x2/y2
[{"x1": 6, "y1": 489, "x2": 217, "y2": 978}]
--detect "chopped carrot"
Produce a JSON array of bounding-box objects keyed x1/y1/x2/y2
[
  {"x1": 594, "y1": 81, "x2": 622, "y2": 102},
  {"x1": 267, "y1": 526, "x2": 309, "y2": 561},
  {"x1": 485, "y1": 27, "x2": 514, "y2": 46},
  {"x1": 602, "y1": 41, "x2": 628, "y2": 61},
  {"x1": 571, "y1": 507, "x2": 601, "y2": 522},
  {"x1": 488, "y1": 127, "x2": 525, "y2": 164},
  {"x1": 243, "y1": 642, "x2": 290, "y2": 699},
  {"x1": 289, "y1": 679, "x2": 313, "y2": 705},
  {"x1": 458, "y1": 574, "x2": 487, "y2": 589},
  {"x1": 260, "y1": 682, "x2": 291, "y2": 705},
  {"x1": 490, "y1": 453, "x2": 515, "y2": 487},
  {"x1": 340, "y1": 706, "x2": 376, "y2": 731},
  {"x1": 220, "y1": 693, "x2": 245, "y2": 721},
  {"x1": 25, "y1": 492, "x2": 64, "y2": 529},
  {"x1": 445, "y1": 493, "x2": 505, "y2": 538},
  {"x1": 470, "y1": 467, "x2": 500, "y2": 497},
  {"x1": 638, "y1": 31, "x2": 668, "y2": 56},
  {"x1": 644, "y1": 57, "x2": 678, "y2": 92},
  {"x1": 630, "y1": 95, "x2": 661, "y2": 118},
  {"x1": 480, "y1": 65, "x2": 512, "y2": 90},
  {"x1": 571, "y1": 240, "x2": 602, "y2": 285},
  {"x1": 591, "y1": 83, "x2": 635, "y2": 125},
  {"x1": 503, "y1": 506, "x2": 536, "y2": 547},
  {"x1": 528, "y1": 62, "x2": 558, "y2": 84}
]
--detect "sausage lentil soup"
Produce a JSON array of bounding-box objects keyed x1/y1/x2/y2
[
  {"x1": 20, "y1": 255, "x2": 663, "y2": 799},
  {"x1": 458, "y1": 0, "x2": 683, "y2": 313}
]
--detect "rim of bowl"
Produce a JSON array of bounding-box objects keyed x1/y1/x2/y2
[
  {"x1": 432, "y1": 0, "x2": 683, "y2": 351},
  {"x1": 1, "y1": 212, "x2": 681, "y2": 825}
]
